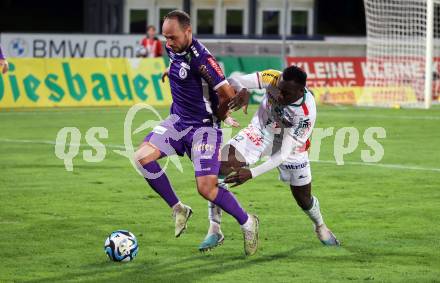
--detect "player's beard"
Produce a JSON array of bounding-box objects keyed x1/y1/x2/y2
[{"x1": 176, "y1": 34, "x2": 191, "y2": 53}]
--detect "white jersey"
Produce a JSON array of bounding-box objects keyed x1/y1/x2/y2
[
  {"x1": 230, "y1": 69, "x2": 316, "y2": 153},
  {"x1": 227, "y1": 69, "x2": 316, "y2": 186}
]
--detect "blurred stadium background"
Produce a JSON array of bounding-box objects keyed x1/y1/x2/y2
[{"x1": 1, "y1": 0, "x2": 439, "y2": 282}]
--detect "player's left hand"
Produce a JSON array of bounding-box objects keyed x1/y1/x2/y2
[
  {"x1": 224, "y1": 168, "x2": 252, "y2": 187},
  {"x1": 223, "y1": 111, "x2": 240, "y2": 127},
  {"x1": 228, "y1": 88, "x2": 250, "y2": 114},
  {"x1": 0, "y1": 59, "x2": 9, "y2": 74}
]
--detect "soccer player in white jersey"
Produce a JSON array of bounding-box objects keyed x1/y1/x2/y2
[{"x1": 199, "y1": 66, "x2": 340, "y2": 251}]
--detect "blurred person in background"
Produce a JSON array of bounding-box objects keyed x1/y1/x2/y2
[
  {"x1": 136, "y1": 25, "x2": 163, "y2": 58},
  {"x1": 0, "y1": 45, "x2": 9, "y2": 74}
]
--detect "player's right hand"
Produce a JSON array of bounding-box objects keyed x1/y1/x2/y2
[
  {"x1": 161, "y1": 71, "x2": 169, "y2": 83},
  {"x1": 228, "y1": 88, "x2": 250, "y2": 114},
  {"x1": 0, "y1": 59, "x2": 9, "y2": 74},
  {"x1": 224, "y1": 168, "x2": 252, "y2": 187}
]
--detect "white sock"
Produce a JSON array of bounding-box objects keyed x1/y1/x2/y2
[
  {"x1": 208, "y1": 201, "x2": 222, "y2": 223},
  {"x1": 240, "y1": 214, "x2": 253, "y2": 231},
  {"x1": 208, "y1": 201, "x2": 222, "y2": 234},
  {"x1": 303, "y1": 196, "x2": 324, "y2": 226},
  {"x1": 208, "y1": 221, "x2": 221, "y2": 235}
]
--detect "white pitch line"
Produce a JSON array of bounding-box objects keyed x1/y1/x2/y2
[
  {"x1": 310, "y1": 159, "x2": 440, "y2": 172},
  {"x1": 318, "y1": 112, "x2": 440, "y2": 120},
  {"x1": 1, "y1": 138, "x2": 439, "y2": 173}
]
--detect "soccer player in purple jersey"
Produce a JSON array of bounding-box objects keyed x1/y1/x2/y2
[
  {"x1": 0, "y1": 45, "x2": 9, "y2": 74},
  {"x1": 134, "y1": 10, "x2": 259, "y2": 256}
]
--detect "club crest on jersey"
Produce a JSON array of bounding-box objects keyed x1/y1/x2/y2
[
  {"x1": 179, "y1": 62, "x2": 190, "y2": 79},
  {"x1": 179, "y1": 67, "x2": 187, "y2": 79}
]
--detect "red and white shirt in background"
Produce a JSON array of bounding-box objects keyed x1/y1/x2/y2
[{"x1": 138, "y1": 37, "x2": 163, "y2": 58}]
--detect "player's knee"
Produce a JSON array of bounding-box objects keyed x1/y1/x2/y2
[
  {"x1": 135, "y1": 142, "x2": 160, "y2": 165},
  {"x1": 196, "y1": 182, "x2": 217, "y2": 201}
]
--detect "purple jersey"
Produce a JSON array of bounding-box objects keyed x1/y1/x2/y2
[
  {"x1": 0, "y1": 45, "x2": 5, "y2": 60},
  {"x1": 166, "y1": 37, "x2": 227, "y2": 127}
]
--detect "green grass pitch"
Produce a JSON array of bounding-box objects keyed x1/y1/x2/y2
[{"x1": 0, "y1": 105, "x2": 439, "y2": 282}]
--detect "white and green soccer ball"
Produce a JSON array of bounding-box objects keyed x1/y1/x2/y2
[{"x1": 104, "y1": 230, "x2": 138, "y2": 262}]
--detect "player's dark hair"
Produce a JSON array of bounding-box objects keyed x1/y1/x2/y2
[
  {"x1": 164, "y1": 10, "x2": 191, "y2": 29},
  {"x1": 147, "y1": 25, "x2": 156, "y2": 31},
  {"x1": 282, "y1": 65, "x2": 307, "y2": 87}
]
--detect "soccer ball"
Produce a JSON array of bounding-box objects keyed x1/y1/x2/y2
[{"x1": 104, "y1": 230, "x2": 139, "y2": 262}]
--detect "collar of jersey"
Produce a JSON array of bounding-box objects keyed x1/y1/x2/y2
[
  {"x1": 175, "y1": 50, "x2": 187, "y2": 56},
  {"x1": 173, "y1": 38, "x2": 198, "y2": 57}
]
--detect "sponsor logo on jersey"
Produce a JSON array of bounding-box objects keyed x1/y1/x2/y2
[
  {"x1": 193, "y1": 143, "x2": 215, "y2": 152},
  {"x1": 262, "y1": 72, "x2": 278, "y2": 80},
  {"x1": 293, "y1": 118, "x2": 311, "y2": 137},
  {"x1": 190, "y1": 45, "x2": 200, "y2": 57},
  {"x1": 298, "y1": 118, "x2": 311, "y2": 128},
  {"x1": 243, "y1": 126, "x2": 263, "y2": 146},
  {"x1": 283, "y1": 161, "x2": 309, "y2": 170},
  {"x1": 207, "y1": 57, "x2": 224, "y2": 77}
]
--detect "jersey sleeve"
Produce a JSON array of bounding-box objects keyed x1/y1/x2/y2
[
  {"x1": 258, "y1": 69, "x2": 281, "y2": 89},
  {"x1": 227, "y1": 69, "x2": 281, "y2": 91},
  {"x1": 197, "y1": 54, "x2": 227, "y2": 90},
  {"x1": 228, "y1": 73, "x2": 261, "y2": 91}
]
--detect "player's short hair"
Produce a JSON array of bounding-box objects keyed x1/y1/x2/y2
[
  {"x1": 147, "y1": 25, "x2": 156, "y2": 31},
  {"x1": 282, "y1": 65, "x2": 307, "y2": 87},
  {"x1": 164, "y1": 10, "x2": 191, "y2": 29}
]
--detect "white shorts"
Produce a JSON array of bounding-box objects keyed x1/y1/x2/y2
[{"x1": 228, "y1": 125, "x2": 312, "y2": 187}]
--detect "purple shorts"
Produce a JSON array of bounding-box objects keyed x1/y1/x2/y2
[{"x1": 144, "y1": 115, "x2": 222, "y2": 177}]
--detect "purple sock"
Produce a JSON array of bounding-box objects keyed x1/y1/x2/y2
[
  {"x1": 142, "y1": 162, "x2": 179, "y2": 208},
  {"x1": 213, "y1": 186, "x2": 249, "y2": 225}
]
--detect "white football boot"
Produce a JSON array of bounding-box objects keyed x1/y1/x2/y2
[
  {"x1": 241, "y1": 214, "x2": 260, "y2": 256},
  {"x1": 173, "y1": 204, "x2": 193, "y2": 237}
]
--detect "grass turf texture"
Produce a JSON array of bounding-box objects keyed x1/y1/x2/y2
[{"x1": 0, "y1": 105, "x2": 439, "y2": 282}]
